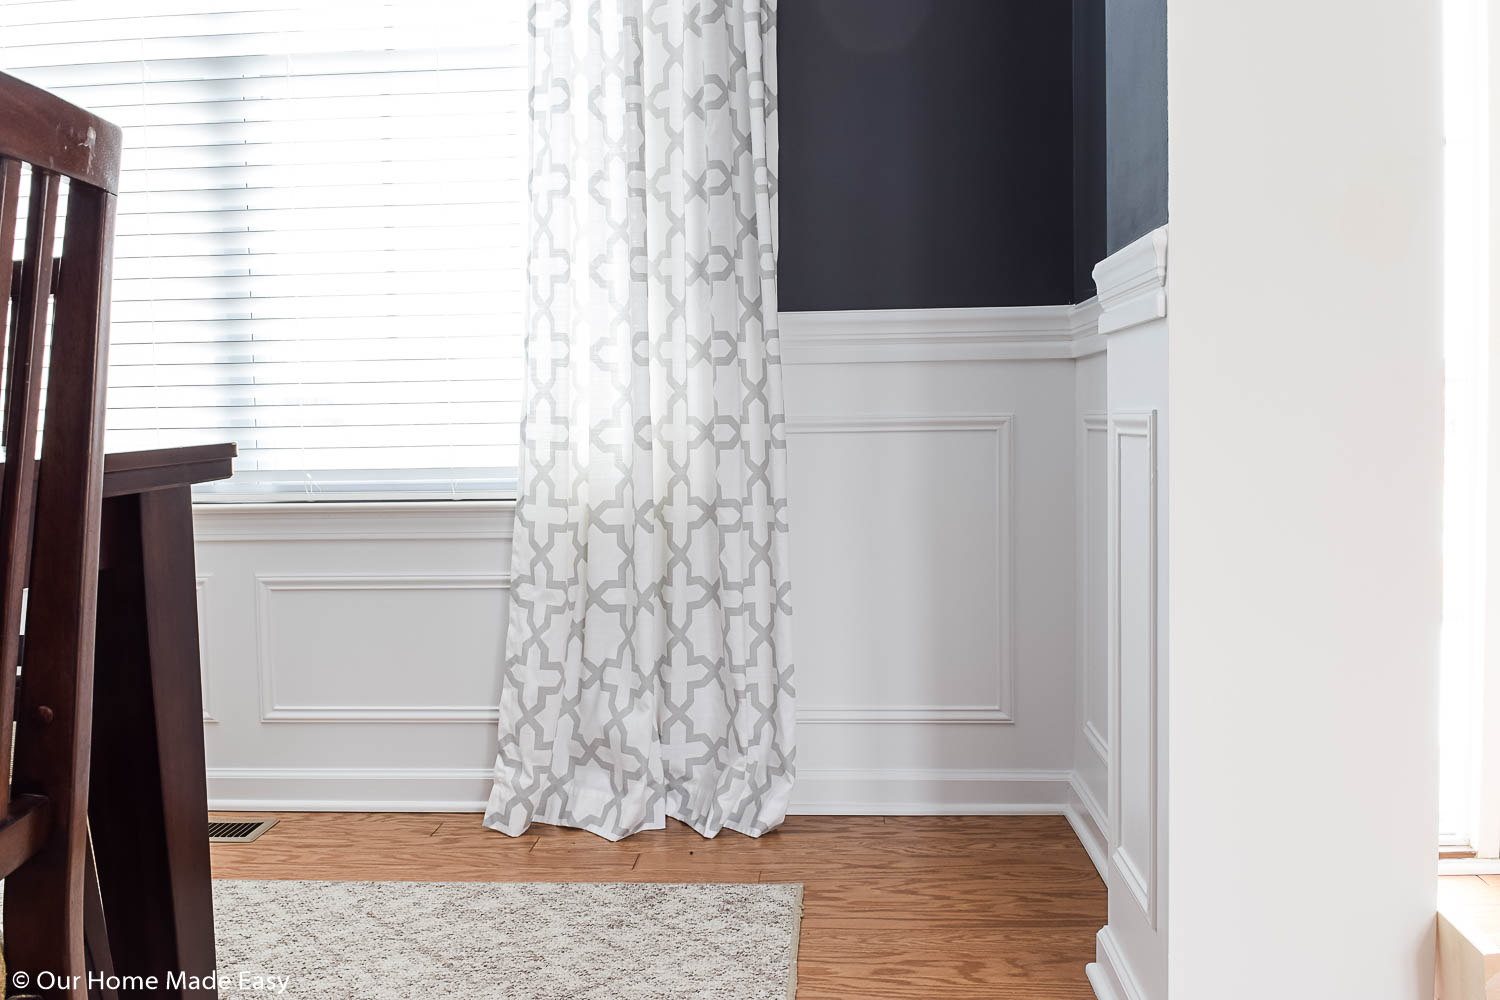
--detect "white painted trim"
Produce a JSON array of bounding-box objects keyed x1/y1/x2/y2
[
  {"x1": 1440, "y1": 857, "x2": 1500, "y2": 874},
  {"x1": 196, "y1": 575, "x2": 216, "y2": 724},
  {"x1": 1080, "y1": 411, "x2": 1110, "y2": 763},
  {"x1": 254, "y1": 574, "x2": 512, "y2": 723},
  {"x1": 797, "y1": 707, "x2": 1014, "y2": 724},
  {"x1": 207, "y1": 767, "x2": 496, "y2": 813},
  {"x1": 193, "y1": 500, "x2": 513, "y2": 542},
  {"x1": 1093, "y1": 228, "x2": 1168, "y2": 337},
  {"x1": 787, "y1": 414, "x2": 1013, "y2": 434},
  {"x1": 788, "y1": 414, "x2": 1016, "y2": 725},
  {"x1": 1066, "y1": 776, "x2": 1109, "y2": 880},
  {"x1": 206, "y1": 766, "x2": 1078, "y2": 816},
  {"x1": 1072, "y1": 770, "x2": 1109, "y2": 838},
  {"x1": 1070, "y1": 297, "x2": 1106, "y2": 358},
  {"x1": 1086, "y1": 965, "x2": 1124, "y2": 1000},
  {"x1": 779, "y1": 300, "x2": 1102, "y2": 364},
  {"x1": 1087, "y1": 926, "x2": 1149, "y2": 1000},
  {"x1": 1065, "y1": 806, "x2": 1108, "y2": 882},
  {"x1": 1107, "y1": 410, "x2": 1160, "y2": 928},
  {"x1": 793, "y1": 768, "x2": 1069, "y2": 814},
  {"x1": 1084, "y1": 723, "x2": 1109, "y2": 763}
]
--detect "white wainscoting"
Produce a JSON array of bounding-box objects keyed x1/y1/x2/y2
[
  {"x1": 1086, "y1": 227, "x2": 1170, "y2": 1000},
  {"x1": 198, "y1": 303, "x2": 1101, "y2": 815}
]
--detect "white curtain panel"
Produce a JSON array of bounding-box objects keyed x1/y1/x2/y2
[{"x1": 486, "y1": 0, "x2": 793, "y2": 841}]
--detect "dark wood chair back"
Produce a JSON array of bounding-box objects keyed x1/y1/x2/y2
[{"x1": 0, "y1": 70, "x2": 122, "y2": 991}]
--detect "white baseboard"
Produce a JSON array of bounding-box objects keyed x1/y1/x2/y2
[
  {"x1": 207, "y1": 766, "x2": 1077, "y2": 816},
  {"x1": 1087, "y1": 926, "x2": 1148, "y2": 1000},
  {"x1": 791, "y1": 768, "x2": 1071, "y2": 814},
  {"x1": 1086, "y1": 962, "x2": 1125, "y2": 1000},
  {"x1": 207, "y1": 767, "x2": 495, "y2": 812},
  {"x1": 1064, "y1": 777, "x2": 1108, "y2": 880}
]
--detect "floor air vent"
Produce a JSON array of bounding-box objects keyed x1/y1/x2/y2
[{"x1": 208, "y1": 818, "x2": 278, "y2": 844}]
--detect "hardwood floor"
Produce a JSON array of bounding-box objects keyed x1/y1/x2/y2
[{"x1": 210, "y1": 812, "x2": 1106, "y2": 998}]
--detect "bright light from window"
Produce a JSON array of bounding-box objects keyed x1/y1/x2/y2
[
  {"x1": 1440, "y1": 0, "x2": 1490, "y2": 846},
  {"x1": 0, "y1": 0, "x2": 528, "y2": 500}
]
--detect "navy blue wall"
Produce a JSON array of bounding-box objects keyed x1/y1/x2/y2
[
  {"x1": 1104, "y1": 0, "x2": 1168, "y2": 254},
  {"x1": 777, "y1": 0, "x2": 1075, "y2": 311},
  {"x1": 1073, "y1": 0, "x2": 1108, "y2": 301},
  {"x1": 776, "y1": 0, "x2": 1164, "y2": 310}
]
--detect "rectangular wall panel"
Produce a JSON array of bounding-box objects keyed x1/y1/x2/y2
[
  {"x1": 256, "y1": 575, "x2": 510, "y2": 722},
  {"x1": 787, "y1": 416, "x2": 1013, "y2": 723},
  {"x1": 1108, "y1": 410, "x2": 1158, "y2": 926}
]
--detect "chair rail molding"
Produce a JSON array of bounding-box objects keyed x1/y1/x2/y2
[
  {"x1": 1093, "y1": 227, "x2": 1168, "y2": 336},
  {"x1": 780, "y1": 301, "x2": 1101, "y2": 364}
]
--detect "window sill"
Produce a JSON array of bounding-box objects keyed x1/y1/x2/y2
[{"x1": 190, "y1": 499, "x2": 515, "y2": 543}]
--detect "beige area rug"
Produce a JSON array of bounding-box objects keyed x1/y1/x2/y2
[{"x1": 211, "y1": 880, "x2": 802, "y2": 999}]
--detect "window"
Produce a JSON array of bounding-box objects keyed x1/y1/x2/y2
[
  {"x1": 1440, "y1": 0, "x2": 1496, "y2": 855},
  {"x1": 0, "y1": 0, "x2": 526, "y2": 500}
]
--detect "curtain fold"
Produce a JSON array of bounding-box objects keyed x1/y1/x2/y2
[{"x1": 486, "y1": 0, "x2": 792, "y2": 841}]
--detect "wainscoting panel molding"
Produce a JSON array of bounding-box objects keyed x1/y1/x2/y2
[
  {"x1": 788, "y1": 414, "x2": 1015, "y2": 725},
  {"x1": 1081, "y1": 412, "x2": 1110, "y2": 762},
  {"x1": 255, "y1": 574, "x2": 511, "y2": 724},
  {"x1": 1107, "y1": 411, "x2": 1159, "y2": 927},
  {"x1": 197, "y1": 575, "x2": 215, "y2": 723}
]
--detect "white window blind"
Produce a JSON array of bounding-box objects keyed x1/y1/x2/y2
[{"x1": 0, "y1": 0, "x2": 526, "y2": 500}]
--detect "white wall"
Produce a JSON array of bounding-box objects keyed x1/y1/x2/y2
[
  {"x1": 1167, "y1": 0, "x2": 1443, "y2": 997},
  {"x1": 198, "y1": 306, "x2": 1104, "y2": 815}
]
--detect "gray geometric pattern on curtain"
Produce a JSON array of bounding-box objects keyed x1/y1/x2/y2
[{"x1": 486, "y1": 0, "x2": 793, "y2": 841}]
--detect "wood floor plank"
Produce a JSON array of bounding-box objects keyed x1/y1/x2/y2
[
  {"x1": 788, "y1": 874, "x2": 1106, "y2": 927},
  {"x1": 796, "y1": 922, "x2": 1099, "y2": 999},
  {"x1": 210, "y1": 812, "x2": 1105, "y2": 994}
]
